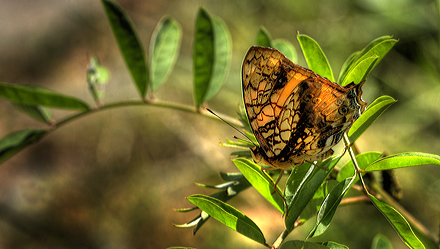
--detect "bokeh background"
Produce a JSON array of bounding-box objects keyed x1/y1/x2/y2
[{"x1": 0, "y1": 0, "x2": 439, "y2": 248}]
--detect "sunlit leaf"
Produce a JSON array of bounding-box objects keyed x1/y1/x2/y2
[
  {"x1": 193, "y1": 7, "x2": 214, "y2": 107},
  {"x1": 368, "y1": 194, "x2": 424, "y2": 249},
  {"x1": 0, "y1": 83, "x2": 89, "y2": 110},
  {"x1": 365, "y1": 152, "x2": 440, "y2": 172},
  {"x1": 187, "y1": 194, "x2": 266, "y2": 245},
  {"x1": 297, "y1": 33, "x2": 334, "y2": 82},
  {"x1": 337, "y1": 151, "x2": 382, "y2": 182},
  {"x1": 348, "y1": 96, "x2": 396, "y2": 144},
  {"x1": 150, "y1": 16, "x2": 182, "y2": 92},
  {"x1": 0, "y1": 129, "x2": 47, "y2": 164},
  {"x1": 255, "y1": 26, "x2": 272, "y2": 47},
  {"x1": 232, "y1": 158, "x2": 285, "y2": 213},
  {"x1": 339, "y1": 36, "x2": 397, "y2": 84},
  {"x1": 340, "y1": 55, "x2": 378, "y2": 86},
  {"x1": 102, "y1": 0, "x2": 148, "y2": 97}
]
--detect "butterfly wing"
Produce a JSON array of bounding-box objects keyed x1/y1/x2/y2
[{"x1": 242, "y1": 46, "x2": 366, "y2": 169}]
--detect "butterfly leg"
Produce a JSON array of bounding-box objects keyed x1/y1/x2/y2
[{"x1": 262, "y1": 169, "x2": 288, "y2": 214}]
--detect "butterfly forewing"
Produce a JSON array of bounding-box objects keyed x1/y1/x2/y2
[{"x1": 242, "y1": 46, "x2": 366, "y2": 170}]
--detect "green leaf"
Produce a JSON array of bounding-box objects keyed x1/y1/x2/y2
[
  {"x1": 272, "y1": 39, "x2": 298, "y2": 63},
  {"x1": 368, "y1": 194, "x2": 424, "y2": 249},
  {"x1": 307, "y1": 177, "x2": 355, "y2": 238},
  {"x1": 365, "y1": 152, "x2": 440, "y2": 172},
  {"x1": 203, "y1": 16, "x2": 232, "y2": 101},
  {"x1": 0, "y1": 83, "x2": 89, "y2": 110},
  {"x1": 0, "y1": 129, "x2": 47, "y2": 164},
  {"x1": 13, "y1": 104, "x2": 52, "y2": 124},
  {"x1": 255, "y1": 26, "x2": 272, "y2": 47},
  {"x1": 340, "y1": 55, "x2": 378, "y2": 86},
  {"x1": 232, "y1": 158, "x2": 285, "y2": 213},
  {"x1": 297, "y1": 33, "x2": 334, "y2": 82},
  {"x1": 337, "y1": 51, "x2": 360, "y2": 83},
  {"x1": 187, "y1": 194, "x2": 266, "y2": 245},
  {"x1": 371, "y1": 234, "x2": 394, "y2": 249},
  {"x1": 193, "y1": 7, "x2": 214, "y2": 107},
  {"x1": 279, "y1": 240, "x2": 329, "y2": 249},
  {"x1": 320, "y1": 241, "x2": 349, "y2": 249},
  {"x1": 339, "y1": 36, "x2": 397, "y2": 85},
  {"x1": 284, "y1": 156, "x2": 342, "y2": 232},
  {"x1": 337, "y1": 151, "x2": 382, "y2": 182},
  {"x1": 102, "y1": 0, "x2": 148, "y2": 97},
  {"x1": 150, "y1": 16, "x2": 182, "y2": 92},
  {"x1": 348, "y1": 95, "x2": 396, "y2": 144},
  {"x1": 167, "y1": 247, "x2": 196, "y2": 249}
]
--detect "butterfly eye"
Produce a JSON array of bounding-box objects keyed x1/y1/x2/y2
[{"x1": 339, "y1": 105, "x2": 349, "y2": 115}]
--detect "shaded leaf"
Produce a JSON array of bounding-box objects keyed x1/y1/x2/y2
[
  {"x1": 340, "y1": 55, "x2": 378, "y2": 86},
  {"x1": 308, "y1": 177, "x2": 355, "y2": 238},
  {"x1": 285, "y1": 155, "x2": 342, "y2": 231},
  {"x1": 0, "y1": 129, "x2": 47, "y2": 164},
  {"x1": 203, "y1": 16, "x2": 232, "y2": 101},
  {"x1": 279, "y1": 240, "x2": 329, "y2": 249},
  {"x1": 102, "y1": 0, "x2": 148, "y2": 97},
  {"x1": 0, "y1": 83, "x2": 89, "y2": 110},
  {"x1": 150, "y1": 16, "x2": 182, "y2": 92},
  {"x1": 273, "y1": 39, "x2": 298, "y2": 63},
  {"x1": 193, "y1": 7, "x2": 214, "y2": 107},
  {"x1": 187, "y1": 194, "x2": 266, "y2": 245},
  {"x1": 368, "y1": 194, "x2": 424, "y2": 249},
  {"x1": 232, "y1": 158, "x2": 285, "y2": 213},
  {"x1": 297, "y1": 33, "x2": 334, "y2": 82},
  {"x1": 337, "y1": 151, "x2": 382, "y2": 182},
  {"x1": 348, "y1": 96, "x2": 396, "y2": 144},
  {"x1": 13, "y1": 104, "x2": 52, "y2": 124},
  {"x1": 365, "y1": 152, "x2": 440, "y2": 172},
  {"x1": 371, "y1": 234, "x2": 394, "y2": 249},
  {"x1": 255, "y1": 26, "x2": 272, "y2": 47},
  {"x1": 320, "y1": 241, "x2": 349, "y2": 249}
]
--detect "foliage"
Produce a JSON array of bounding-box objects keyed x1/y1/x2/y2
[{"x1": 0, "y1": 1, "x2": 438, "y2": 248}]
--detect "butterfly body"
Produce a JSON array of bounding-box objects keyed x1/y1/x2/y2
[{"x1": 242, "y1": 46, "x2": 367, "y2": 170}]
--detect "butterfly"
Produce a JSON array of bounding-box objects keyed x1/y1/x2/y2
[{"x1": 242, "y1": 46, "x2": 367, "y2": 178}]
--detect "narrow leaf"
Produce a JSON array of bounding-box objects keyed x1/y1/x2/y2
[
  {"x1": 279, "y1": 240, "x2": 329, "y2": 249},
  {"x1": 339, "y1": 36, "x2": 397, "y2": 85},
  {"x1": 255, "y1": 26, "x2": 272, "y2": 47},
  {"x1": 150, "y1": 16, "x2": 182, "y2": 92},
  {"x1": 348, "y1": 95, "x2": 396, "y2": 144},
  {"x1": 193, "y1": 7, "x2": 214, "y2": 107},
  {"x1": 13, "y1": 104, "x2": 52, "y2": 124},
  {"x1": 365, "y1": 152, "x2": 440, "y2": 172},
  {"x1": 187, "y1": 194, "x2": 266, "y2": 245},
  {"x1": 0, "y1": 83, "x2": 89, "y2": 110},
  {"x1": 233, "y1": 158, "x2": 285, "y2": 213},
  {"x1": 102, "y1": 0, "x2": 148, "y2": 97},
  {"x1": 369, "y1": 194, "x2": 424, "y2": 248},
  {"x1": 285, "y1": 155, "x2": 342, "y2": 231},
  {"x1": 308, "y1": 177, "x2": 355, "y2": 238},
  {"x1": 337, "y1": 151, "x2": 382, "y2": 182},
  {"x1": 337, "y1": 51, "x2": 360, "y2": 83},
  {"x1": 0, "y1": 129, "x2": 47, "y2": 164},
  {"x1": 340, "y1": 55, "x2": 378, "y2": 86},
  {"x1": 297, "y1": 33, "x2": 334, "y2": 81},
  {"x1": 203, "y1": 17, "x2": 232, "y2": 101},
  {"x1": 273, "y1": 39, "x2": 298, "y2": 63}
]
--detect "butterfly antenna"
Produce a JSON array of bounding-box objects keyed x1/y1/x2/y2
[{"x1": 206, "y1": 108, "x2": 257, "y2": 147}]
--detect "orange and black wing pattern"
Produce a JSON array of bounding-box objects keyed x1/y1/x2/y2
[{"x1": 242, "y1": 46, "x2": 366, "y2": 170}]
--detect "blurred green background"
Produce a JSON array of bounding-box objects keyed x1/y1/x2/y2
[{"x1": 0, "y1": 0, "x2": 439, "y2": 248}]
